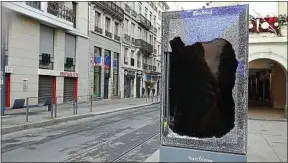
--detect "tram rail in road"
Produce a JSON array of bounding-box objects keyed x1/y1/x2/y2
[{"x1": 1, "y1": 104, "x2": 161, "y2": 162}]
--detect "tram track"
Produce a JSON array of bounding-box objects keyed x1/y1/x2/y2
[{"x1": 2, "y1": 105, "x2": 160, "y2": 153}]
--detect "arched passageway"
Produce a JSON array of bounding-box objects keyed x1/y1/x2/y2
[{"x1": 248, "y1": 59, "x2": 287, "y2": 120}]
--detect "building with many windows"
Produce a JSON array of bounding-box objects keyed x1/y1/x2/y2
[
  {"x1": 2, "y1": 1, "x2": 90, "y2": 107},
  {"x1": 88, "y1": 1, "x2": 169, "y2": 100},
  {"x1": 120, "y1": 1, "x2": 169, "y2": 99},
  {"x1": 88, "y1": 2, "x2": 123, "y2": 99},
  {"x1": 1, "y1": 1, "x2": 170, "y2": 109}
]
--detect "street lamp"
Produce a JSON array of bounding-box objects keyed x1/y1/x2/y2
[{"x1": 1, "y1": 5, "x2": 7, "y2": 116}]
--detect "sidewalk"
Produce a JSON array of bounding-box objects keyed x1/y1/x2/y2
[
  {"x1": 1, "y1": 97, "x2": 159, "y2": 133},
  {"x1": 144, "y1": 119, "x2": 287, "y2": 162}
]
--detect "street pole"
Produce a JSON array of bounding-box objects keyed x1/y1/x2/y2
[{"x1": 1, "y1": 3, "x2": 7, "y2": 116}]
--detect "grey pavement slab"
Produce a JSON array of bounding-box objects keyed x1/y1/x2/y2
[{"x1": 145, "y1": 119, "x2": 287, "y2": 162}]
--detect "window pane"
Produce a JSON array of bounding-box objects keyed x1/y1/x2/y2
[
  {"x1": 114, "y1": 22, "x2": 119, "y2": 35},
  {"x1": 65, "y1": 33, "x2": 76, "y2": 58},
  {"x1": 40, "y1": 24, "x2": 54, "y2": 56}
]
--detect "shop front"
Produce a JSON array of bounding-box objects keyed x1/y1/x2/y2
[
  {"x1": 144, "y1": 73, "x2": 160, "y2": 96},
  {"x1": 60, "y1": 71, "x2": 78, "y2": 103},
  {"x1": 136, "y1": 71, "x2": 143, "y2": 98},
  {"x1": 124, "y1": 69, "x2": 136, "y2": 98}
]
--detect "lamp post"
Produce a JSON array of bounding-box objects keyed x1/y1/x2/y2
[
  {"x1": 1, "y1": 4, "x2": 7, "y2": 116},
  {"x1": 137, "y1": 71, "x2": 143, "y2": 98}
]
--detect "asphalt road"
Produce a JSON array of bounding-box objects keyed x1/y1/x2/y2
[{"x1": 1, "y1": 104, "x2": 161, "y2": 162}]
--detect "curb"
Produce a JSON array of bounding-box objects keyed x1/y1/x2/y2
[
  {"x1": 144, "y1": 149, "x2": 160, "y2": 162},
  {"x1": 2, "y1": 102, "x2": 160, "y2": 134}
]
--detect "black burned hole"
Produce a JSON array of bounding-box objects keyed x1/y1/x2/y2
[{"x1": 168, "y1": 37, "x2": 238, "y2": 138}]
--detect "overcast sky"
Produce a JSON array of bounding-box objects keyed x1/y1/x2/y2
[{"x1": 167, "y1": 2, "x2": 278, "y2": 17}]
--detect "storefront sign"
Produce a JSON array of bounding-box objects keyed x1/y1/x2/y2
[
  {"x1": 113, "y1": 60, "x2": 117, "y2": 68},
  {"x1": 160, "y1": 4, "x2": 249, "y2": 162},
  {"x1": 5, "y1": 66, "x2": 13, "y2": 73},
  {"x1": 94, "y1": 56, "x2": 102, "y2": 66},
  {"x1": 60, "y1": 72, "x2": 78, "y2": 78},
  {"x1": 104, "y1": 55, "x2": 111, "y2": 68}
]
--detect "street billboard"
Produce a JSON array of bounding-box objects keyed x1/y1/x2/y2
[{"x1": 160, "y1": 4, "x2": 249, "y2": 161}]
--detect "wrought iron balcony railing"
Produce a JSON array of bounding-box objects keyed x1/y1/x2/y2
[
  {"x1": 64, "y1": 64, "x2": 75, "y2": 72},
  {"x1": 26, "y1": 1, "x2": 41, "y2": 10},
  {"x1": 131, "y1": 10, "x2": 137, "y2": 18},
  {"x1": 135, "y1": 39, "x2": 153, "y2": 56},
  {"x1": 39, "y1": 54, "x2": 54, "y2": 70},
  {"x1": 124, "y1": 34, "x2": 131, "y2": 43},
  {"x1": 91, "y1": 2, "x2": 124, "y2": 21},
  {"x1": 94, "y1": 26, "x2": 103, "y2": 34},
  {"x1": 125, "y1": 4, "x2": 131, "y2": 14},
  {"x1": 114, "y1": 34, "x2": 120, "y2": 41},
  {"x1": 47, "y1": 2, "x2": 75, "y2": 23},
  {"x1": 105, "y1": 30, "x2": 112, "y2": 38},
  {"x1": 137, "y1": 14, "x2": 152, "y2": 30}
]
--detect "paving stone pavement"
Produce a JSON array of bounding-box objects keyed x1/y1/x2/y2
[{"x1": 145, "y1": 119, "x2": 287, "y2": 162}]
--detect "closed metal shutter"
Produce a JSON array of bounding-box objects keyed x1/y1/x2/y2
[
  {"x1": 38, "y1": 75, "x2": 53, "y2": 104},
  {"x1": 63, "y1": 77, "x2": 75, "y2": 103}
]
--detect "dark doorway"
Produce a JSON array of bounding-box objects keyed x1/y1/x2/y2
[
  {"x1": 124, "y1": 76, "x2": 131, "y2": 98},
  {"x1": 249, "y1": 69, "x2": 272, "y2": 107},
  {"x1": 104, "y1": 49, "x2": 111, "y2": 99},
  {"x1": 136, "y1": 77, "x2": 141, "y2": 98},
  {"x1": 104, "y1": 76, "x2": 109, "y2": 99}
]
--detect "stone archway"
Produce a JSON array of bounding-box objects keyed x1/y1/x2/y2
[
  {"x1": 249, "y1": 52, "x2": 287, "y2": 70},
  {"x1": 249, "y1": 53, "x2": 287, "y2": 119}
]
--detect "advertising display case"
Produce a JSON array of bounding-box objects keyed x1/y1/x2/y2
[{"x1": 160, "y1": 4, "x2": 249, "y2": 162}]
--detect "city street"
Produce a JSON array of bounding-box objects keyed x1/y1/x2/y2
[
  {"x1": 2, "y1": 103, "x2": 287, "y2": 162},
  {"x1": 1, "y1": 104, "x2": 160, "y2": 162}
]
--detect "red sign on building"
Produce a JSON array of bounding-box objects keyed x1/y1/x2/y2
[{"x1": 60, "y1": 72, "x2": 78, "y2": 78}]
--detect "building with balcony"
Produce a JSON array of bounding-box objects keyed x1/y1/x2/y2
[
  {"x1": 88, "y1": 2, "x2": 123, "y2": 99},
  {"x1": 208, "y1": 2, "x2": 288, "y2": 119},
  {"x1": 2, "y1": 1, "x2": 90, "y2": 108},
  {"x1": 120, "y1": 1, "x2": 169, "y2": 99}
]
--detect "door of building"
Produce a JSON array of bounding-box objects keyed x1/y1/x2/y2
[
  {"x1": 104, "y1": 76, "x2": 109, "y2": 99},
  {"x1": 136, "y1": 77, "x2": 141, "y2": 98},
  {"x1": 124, "y1": 76, "x2": 131, "y2": 98},
  {"x1": 63, "y1": 77, "x2": 75, "y2": 103},
  {"x1": 38, "y1": 75, "x2": 53, "y2": 104}
]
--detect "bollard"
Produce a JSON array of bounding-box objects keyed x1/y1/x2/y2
[
  {"x1": 73, "y1": 100, "x2": 76, "y2": 115},
  {"x1": 75, "y1": 98, "x2": 78, "y2": 114},
  {"x1": 50, "y1": 104, "x2": 53, "y2": 118},
  {"x1": 54, "y1": 97, "x2": 57, "y2": 118},
  {"x1": 90, "y1": 95, "x2": 93, "y2": 112},
  {"x1": 26, "y1": 97, "x2": 29, "y2": 122}
]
